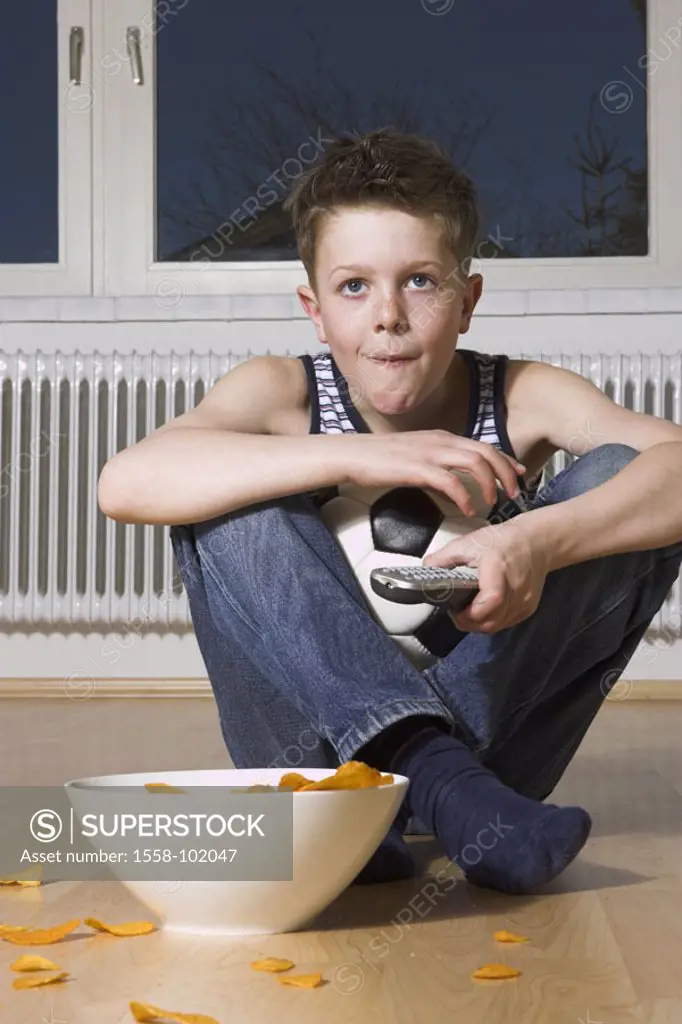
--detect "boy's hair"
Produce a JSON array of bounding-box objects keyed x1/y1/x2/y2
[{"x1": 283, "y1": 127, "x2": 479, "y2": 290}]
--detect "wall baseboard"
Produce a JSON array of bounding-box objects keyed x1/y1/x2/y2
[
  {"x1": 0, "y1": 678, "x2": 214, "y2": 698},
  {"x1": 1, "y1": 678, "x2": 682, "y2": 701}
]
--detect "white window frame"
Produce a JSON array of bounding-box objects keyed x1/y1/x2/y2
[
  {"x1": 3, "y1": 1, "x2": 680, "y2": 301},
  {"x1": 0, "y1": 0, "x2": 92, "y2": 297},
  {"x1": 101, "y1": 0, "x2": 682, "y2": 298}
]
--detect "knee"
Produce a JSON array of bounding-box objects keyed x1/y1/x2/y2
[
  {"x1": 170, "y1": 518, "x2": 245, "y2": 602},
  {"x1": 555, "y1": 442, "x2": 641, "y2": 500},
  {"x1": 585, "y1": 442, "x2": 640, "y2": 474},
  {"x1": 191, "y1": 492, "x2": 315, "y2": 570}
]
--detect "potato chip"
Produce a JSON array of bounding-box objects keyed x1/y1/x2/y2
[
  {"x1": 144, "y1": 783, "x2": 187, "y2": 794},
  {"x1": 2, "y1": 862, "x2": 43, "y2": 882},
  {"x1": 276, "y1": 762, "x2": 393, "y2": 792},
  {"x1": 1, "y1": 919, "x2": 80, "y2": 945},
  {"x1": 472, "y1": 964, "x2": 522, "y2": 980},
  {"x1": 129, "y1": 1000, "x2": 220, "y2": 1024},
  {"x1": 336, "y1": 760, "x2": 376, "y2": 776},
  {"x1": 493, "y1": 929, "x2": 529, "y2": 943},
  {"x1": 276, "y1": 973, "x2": 324, "y2": 989},
  {"x1": 0, "y1": 868, "x2": 42, "y2": 887},
  {"x1": 12, "y1": 970, "x2": 69, "y2": 990},
  {"x1": 299, "y1": 763, "x2": 393, "y2": 791},
  {"x1": 250, "y1": 957, "x2": 295, "y2": 972},
  {"x1": 11, "y1": 954, "x2": 62, "y2": 971},
  {"x1": 84, "y1": 917, "x2": 156, "y2": 937},
  {"x1": 0, "y1": 924, "x2": 29, "y2": 934},
  {"x1": 277, "y1": 773, "x2": 313, "y2": 791},
  {"x1": 326, "y1": 761, "x2": 393, "y2": 787}
]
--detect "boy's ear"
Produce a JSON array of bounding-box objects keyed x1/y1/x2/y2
[
  {"x1": 296, "y1": 285, "x2": 328, "y2": 343},
  {"x1": 458, "y1": 273, "x2": 483, "y2": 335}
]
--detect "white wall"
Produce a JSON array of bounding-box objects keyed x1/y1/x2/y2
[{"x1": 3, "y1": 287, "x2": 682, "y2": 354}]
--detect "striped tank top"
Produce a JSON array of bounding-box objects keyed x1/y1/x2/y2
[{"x1": 298, "y1": 348, "x2": 543, "y2": 516}]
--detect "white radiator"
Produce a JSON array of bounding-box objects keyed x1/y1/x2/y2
[
  {"x1": 0, "y1": 349, "x2": 680, "y2": 643},
  {"x1": 0, "y1": 351, "x2": 234, "y2": 628}
]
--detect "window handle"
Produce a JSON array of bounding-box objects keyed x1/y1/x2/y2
[
  {"x1": 126, "y1": 27, "x2": 144, "y2": 85},
  {"x1": 69, "y1": 26, "x2": 84, "y2": 85}
]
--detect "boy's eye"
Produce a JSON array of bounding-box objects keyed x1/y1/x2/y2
[
  {"x1": 341, "y1": 279, "x2": 365, "y2": 295},
  {"x1": 339, "y1": 274, "x2": 435, "y2": 295},
  {"x1": 408, "y1": 274, "x2": 434, "y2": 289}
]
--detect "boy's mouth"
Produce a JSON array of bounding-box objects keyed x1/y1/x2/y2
[{"x1": 367, "y1": 355, "x2": 418, "y2": 368}]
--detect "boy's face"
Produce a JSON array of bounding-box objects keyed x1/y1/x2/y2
[{"x1": 296, "y1": 205, "x2": 483, "y2": 426}]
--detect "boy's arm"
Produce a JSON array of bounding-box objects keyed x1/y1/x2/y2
[
  {"x1": 97, "y1": 356, "x2": 354, "y2": 526},
  {"x1": 507, "y1": 360, "x2": 682, "y2": 571}
]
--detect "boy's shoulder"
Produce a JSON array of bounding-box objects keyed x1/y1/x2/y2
[
  {"x1": 497, "y1": 357, "x2": 562, "y2": 466},
  {"x1": 173, "y1": 354, "x2": 310, "y2": 438},
  {"x1": 503, "y1": 356, "x2": 593, "y2": 445},
  {"x1": 501, "y1": 354, "x2": 682, "y2": 458},
  {"x1": 258, "y1": 355, "x2": 311, "y2": 436},
  {"x1": 503, "y1": 356, "x2": 545, "y2": 402},
  {"x1": 503, "y1": 356, "x2": 596, "y2": 423}
]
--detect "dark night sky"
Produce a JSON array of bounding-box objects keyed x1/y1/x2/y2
[{"x1": 1, "y1": 0, "x2": 647, "y2": 263}]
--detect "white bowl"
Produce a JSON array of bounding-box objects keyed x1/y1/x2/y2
[{"x1": 64, "y1": 767, "x2": 409, "y2": 935}]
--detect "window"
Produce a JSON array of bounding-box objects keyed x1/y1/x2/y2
[
  {"x1": 157, "y1": 1, "x2": 649, "y2": 264},
  {"x1": 2, "y1": 0, "x2": 682, "y2": 298},
  {"x1": 0, "y1": 0, "x2": 91, "y2": 295},
  {"x1": 107, "y1": 0, "x2": 682, "y2": 293}
]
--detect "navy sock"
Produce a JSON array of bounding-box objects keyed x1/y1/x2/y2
[
  {"x1": 350, "y1": 714, "x2": 448, "y2": 885},
  {"x1": 356, "y1": 714, "x2": 452, "y2": 771},
  {"x1": 391, "y1": 727, "x2": 592, "y2": 894}
]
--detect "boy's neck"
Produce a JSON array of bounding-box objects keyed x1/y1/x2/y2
[{"x1": 353, "y1": 350, "x2": 469, "y2": 436}]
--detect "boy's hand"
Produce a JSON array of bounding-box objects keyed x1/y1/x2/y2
[
  {"x1": 423, "y1": 520, "x2": 549, "y2": 634},
  {"x1": 348, "y1": 430, "x2": 525, "y2": 514}
]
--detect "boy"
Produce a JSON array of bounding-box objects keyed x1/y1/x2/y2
[{"x1": 99, "y1": 128, "x2": 682, "y2": 894}]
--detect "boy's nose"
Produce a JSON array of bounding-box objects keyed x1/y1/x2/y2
[{"x1": 374, "y1": 303, "x2": 410, "y2": 337}]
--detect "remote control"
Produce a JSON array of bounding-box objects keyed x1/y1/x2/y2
[{"x1": 370, "y1": 564, "x2": 480, "y2": 612}]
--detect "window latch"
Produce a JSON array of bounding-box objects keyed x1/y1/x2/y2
[
  {"x1": 126, "y1": 27, "x2": 144, "y2": 86},
  {"x1": 69, "y1": 26, "x2": 84, "y2": 85}
]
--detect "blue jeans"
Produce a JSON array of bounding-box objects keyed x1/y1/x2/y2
[{"x1": 170, "y1": 444, "x2": 682, "y2": 806}]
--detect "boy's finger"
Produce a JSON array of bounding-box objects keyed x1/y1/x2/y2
[
  {"x1": 471, "y1": 589, "x2": 505, "y2": 615},
  {"x1": 482, "y1": 448, "x2": 526, "y2": 499}
]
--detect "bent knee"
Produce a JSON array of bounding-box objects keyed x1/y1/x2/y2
[
  {"x1": 564, "y1": 442, "x2": 640, "y2": 496},
  {"x1": 191, "y1": 491, "x2": 316, "y2": 567},
  {"x1": 584, "y1": 442, "x2": 640, "y2": 473}
]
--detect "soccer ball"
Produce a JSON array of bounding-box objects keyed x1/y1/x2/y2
[{"x1": 317, "y1": 472, "x2": 495, "y2": 670}]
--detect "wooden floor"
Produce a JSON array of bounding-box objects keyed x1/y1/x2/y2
[{"x1": 1, "y1": 698, "x2": 681, "y2": 1023}]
